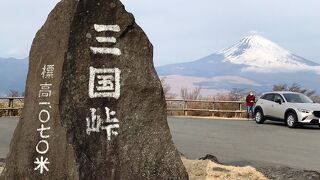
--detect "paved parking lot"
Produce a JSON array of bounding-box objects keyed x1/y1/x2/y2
[
  {"x1": 168, "y1": 117, "x2": 320, "y2": 172},
  {"x1": 1, "y1": 117, "x2": 319, "y2": 172}
]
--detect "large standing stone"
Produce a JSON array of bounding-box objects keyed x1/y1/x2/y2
[{"x1": 2, "y1": 0, "x2": 188, "y2": 179}]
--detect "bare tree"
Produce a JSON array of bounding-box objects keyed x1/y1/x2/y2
[
  {"x1": 161, "y1": 77, "x2": 171, "y2": 96},
  {"x1": 9, "y1": 90, "x2": 19, "y2": 97},
  {"x1": 180, "y1": 87, "x2": 202, "y2": 100},
  {"x1": 228, "y1": 88, "x2": 246, "y2": 101},
  {"x1": 305, "y1": 90, "x2": 317, "y2": 97},
  {"x1": 191, "y1": 87, "x2": 201, "y2": 100},
  {"x1": 211, "y1": 93, "x2": 229, "y2": 101},
  {"x1": 210, "y1": 89, "x2": 247, "y2": 101},
  {"x1": 273, "y1": 82, "x2": 317, "y2": 99},
  {"x1": 288, "y1": 83, "x2": 301, "y2": 92},
  {"x1": 312, "y1": 96, "x2": 320, "y2": 103},
  {"x1": 273, "y1": 84, "x2": 287, "y2": 91},
  {"x1": 160, "y1": 77, "x2": 176, "y2": 99},
  {"x1": 180, "y1": 88, "x2": 188, "y2": 100}
]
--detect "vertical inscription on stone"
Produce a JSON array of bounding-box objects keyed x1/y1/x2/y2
[
  {"x1": 34, "y1": 64, "x2": 55, "y2": 174},
  {"x1": 86, "y1": 23, "x2": 122, "y2": 141}
]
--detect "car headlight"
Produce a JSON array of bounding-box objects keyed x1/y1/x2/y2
[{"x1": 298, "y1": 108, "x2": 311, "y2": 113}]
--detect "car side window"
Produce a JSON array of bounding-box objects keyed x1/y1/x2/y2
[
  {"x1": 264, "y1": 94, "x2": 274, "y2": 101},
  {"x1": 273, "y1": 94, "x2": 284, "y2": 102}
]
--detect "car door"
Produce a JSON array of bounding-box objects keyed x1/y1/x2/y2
[
  {"x1": 271, "y1": 94, "x2": 286, "y2": 119},
  {"x1": 261, "y1": 93, "x2": 274, "y2": 116}
]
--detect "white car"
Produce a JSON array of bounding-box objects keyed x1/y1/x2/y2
[{"x1": 254, "y1": 91, "x2": 320, "y2": 128}]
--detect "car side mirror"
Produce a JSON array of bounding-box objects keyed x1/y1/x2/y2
[{"x1": 275, "y1": 99, "x2": 282, "y2": 104}]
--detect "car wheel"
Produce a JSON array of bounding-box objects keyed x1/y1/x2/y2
[
  {"x1": 255, "y1": 110, "x2": 265, "y2": 124},
  {"x1": 286, "y1": 112, "x2": 298, "y2": 128}
]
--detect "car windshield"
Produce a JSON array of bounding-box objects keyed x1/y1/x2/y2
[{"x1": 283, "y1": 93, "x2": 313, "y2": 103}]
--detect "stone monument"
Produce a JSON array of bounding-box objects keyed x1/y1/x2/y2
[{"x1": 2, "y1": 0, "x2": 188, "y2": 179}]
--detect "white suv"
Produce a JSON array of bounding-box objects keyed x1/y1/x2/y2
[{"x1": 254, "y1": 91, "x2": 320, "y2": 128}]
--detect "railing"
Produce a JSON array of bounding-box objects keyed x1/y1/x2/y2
[
  {"x1": 0, "y1": 97, "x2": 24, "y2": 116},
  {"x1": 0, "y1": 97, "x2": 247, "y2": 118},
  {"x1": 166, "y1": 99, "x2": 247, "y2": 118}
]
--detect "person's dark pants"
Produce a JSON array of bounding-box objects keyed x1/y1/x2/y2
[{"x1": 247, "y1": 106, "x2": 254, "y2": 120}]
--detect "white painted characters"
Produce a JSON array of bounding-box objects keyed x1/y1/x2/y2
[
  {"x1": 90, "y1": 24, "x2": 121, "y2": 55},
  {"x1": 89, "y1": 67, "x2": 121, "y2": 99},
  {"x1": 39, "y1": 83, "x2": 52, "y2": 98},
  {"x1": 34, "y1": 156, "x2": 50, "y2": 174},
  {"x1": 35, "y1": 63, "x2": 55, "y2": 174},
  {"x1": 86, "y1": 107, "x2": 119, "y2": 141},
  {"x1": 34, "y1": 107, "x2": 52, "y2": 174},
  {"x1": 41, "y1": 65, "x2": 55, "y2": 79},
  {"x1": 87, "y1": 23, "x2": 123, "y2": 141}
]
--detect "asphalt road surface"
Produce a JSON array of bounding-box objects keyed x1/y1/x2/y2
[
  {"x1": 0, "y1": 117, "x2": 19, "y2": 158},
  {"x1": 1, "y1": 117, "x2": 319, "y2": 172},
  {"x1": 168, "y1": 117, "x2": 320, "y2": 172}
]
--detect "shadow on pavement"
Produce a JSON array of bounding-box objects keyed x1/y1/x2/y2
[{"x1": 262, "y1": 121, "x2": 319, "y2": 130}]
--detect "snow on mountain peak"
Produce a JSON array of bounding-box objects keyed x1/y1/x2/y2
[
  {"x1": 218, "y1": 34, "x2": 318, "y2": 72},
  {"x1": 236, "y1": 34, "x2": 284, "y2": 50}
]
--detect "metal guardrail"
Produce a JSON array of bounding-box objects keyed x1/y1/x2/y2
[
  {"x1": 166, "y1": 99, "x2": 247, "y2": 118},
  {"x1": 0, "y1": 97, "x2": 247, "y2": 118},
  {"x1": 0, "y1": 97, "x2": 24, "y2": 116}
]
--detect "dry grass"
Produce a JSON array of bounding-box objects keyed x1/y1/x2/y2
[
  {"x1": 182, "y1": 157, "x2": 268, "y2": 180},
  {"x1": 0, "y1": 101, "x2": 23, "y2": 117},
  {"x1": 166, "y1": 100, "x2": 247, "y2": 118},
  {"x1": 0, "y1": 160, "x2": 267, "y2": 180}
]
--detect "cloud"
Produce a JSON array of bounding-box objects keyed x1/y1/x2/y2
[
  {"x1": 1, "y1": 0, "x2": 320, "y2": 65},
  {"x1": 241, "y1": 65, "x2": 320, "y2": 74},
  {"x1": 8, "y1": 49, "x2": 22, "y2": 57}
]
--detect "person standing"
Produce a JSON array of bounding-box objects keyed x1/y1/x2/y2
[{"x1": 246, "y1": 91, "x2": 256, "y2": 120}]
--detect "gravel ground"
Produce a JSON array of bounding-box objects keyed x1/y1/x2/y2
[
  {"x1": 182, "y1": 156, "x2": 267, "y2": 180},
  {"x1": 1, "y1": 158, "x2": 320, "y2": 179},
  {"x1": 257, "y1": 166, "x2": 320, "y2": 180},
  {"x1": 189, "y1": 154, "x2": 320, "y2": 180}
]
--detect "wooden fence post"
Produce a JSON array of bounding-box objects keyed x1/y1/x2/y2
[
  {"x1": 8, "y1": 98, "x2": 14, "y2": 116},
  {"x1": 184, "y1": 100, "x2": 188, "y2": 116},
  {"x1": 239, "y1": 103, "x2": 242, "y2": 118},
  {"x1": 211, "y1": 102, "x2": 215, "y2": 117}
]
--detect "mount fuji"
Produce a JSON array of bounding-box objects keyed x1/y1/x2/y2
[{"x1": 157, "y1": 35, "x2": 320, "y2": 96}]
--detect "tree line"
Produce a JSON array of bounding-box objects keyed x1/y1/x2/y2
[{"x1": 161, "y1": 77, "x2": 320, "y2": 103}]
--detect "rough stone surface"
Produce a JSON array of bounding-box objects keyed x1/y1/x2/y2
[
  {"x1": 2, "y1": 0, "x2": 188, "y2": 179},
  {"x1": 199, "y1": 154, "x2": 220, "y2": 164},
  {"x1": 257, "y1": 167, "x2": 320, "y2": 180},
  {"x1": 2, "y1": 0, "x2": 79, "y2": 179}
]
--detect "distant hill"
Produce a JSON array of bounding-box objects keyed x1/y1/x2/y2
[
  {"x1": 0, "y1": 57, "x2": 28, "y2": 96},
  {"x1": 157, "y1": 35, "x2": 320, "y2": 96},
  {"x1": 1, "y1": 35, "x2": 320, "y2": 97}
]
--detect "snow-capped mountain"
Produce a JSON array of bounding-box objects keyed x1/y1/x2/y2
[
  {"x1": 0, "y1": 35, "x2": 318, "y2": 96},
  {"x1": 219, "y1": 35, "x2": 319, "y2": 73},
  {"x1": 157, "y1": 35, "x2": 320, "y2": 96}
]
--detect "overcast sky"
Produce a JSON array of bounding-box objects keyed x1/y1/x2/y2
[{"x1": 0, "y1": 0, "x2": 319, "y2": 66}]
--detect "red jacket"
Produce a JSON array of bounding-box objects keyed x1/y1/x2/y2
[{"x1": 246, "y1": 95, "x2": 255, "y2": 106}]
